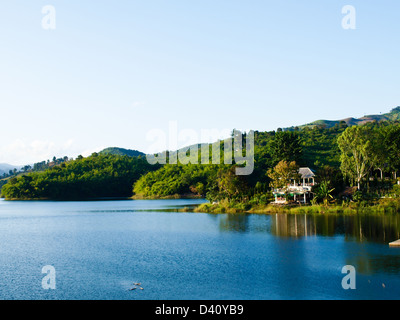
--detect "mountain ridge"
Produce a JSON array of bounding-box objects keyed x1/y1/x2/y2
[
  {"x1": 2, "y1": 107, "x2": 400, "y2": 169},
  {"x1": 286, "y1": 106, "x2": 400, "y2": 130},
  {"x1": 0, "y1": 163, "x2": 23, "y2": 176}
]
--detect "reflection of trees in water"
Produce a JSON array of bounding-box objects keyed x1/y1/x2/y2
[
  {"x1": 270, "y1": 213, "x2": 400, "y2": 243},
  {"x1": 341, "y1": 214, "x2": 400, "y2": 275},
  {"x1": 345, "y1": 251, "x2": 400, "y2": 275},
  {"x1": 219, "y1": 214, "x2": 249, "y2": 233},
  {"x1": 218, "y1": 214, "x2": 271, "y2": 233},
  {"x1": 343, "y1": 214, "x2": 400, "y2": 243},
  {"x1": 217, "y1": 212, "x2": 400, "y2": 275},
  {"x1": 218, "y1": 212, "x2": 400, "y2": 244},
  {"x1": 269, "y1": 213, "x2": 400, "y2": 276}
]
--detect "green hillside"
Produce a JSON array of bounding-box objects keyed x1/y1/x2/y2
[
  {"x1": 1, "y1": 153, "x2": 157, "y2": 200},
  {"x1": 290, "y1": 106, "x2": 400, "y2": 130},
  {"x1": 3, "y1": 106, "x2": 400, "y2": 203},
  {"x1": 99, "y1": 147, "x2": 145, "y2": 157}
]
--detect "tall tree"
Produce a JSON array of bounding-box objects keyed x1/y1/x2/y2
[
  {"x1": 267, "y1": 160, "x2": 300, "y2": 193},
  {"x1": 271, "y1": 131, "x2": 302, "y2": 166},
  {"x1": 315, "y1": 164, "x2": 344, "y2": 195},
  {"x1": 371, "y1": 126, "x2": 387, "y2": 179},
  {"x1": 337, "y1": 126, "x2": 374, "y2": 190},
  {"x1": 313, "y1": 180, "x2": 335, "y2": 206},
  {"x1": 217, "y1": 166, "x2": 248, "y2": 200},
  {"x1": 385, "y1": 125, "x2": 400, "y2": 178}
]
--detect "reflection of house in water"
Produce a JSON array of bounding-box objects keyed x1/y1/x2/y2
[
  {"x1": 271, "y1": 214, "x2": 317, "y2": 237},
  {"x1": 273, "y1": 167, "x2": 316, "y2": 204}
]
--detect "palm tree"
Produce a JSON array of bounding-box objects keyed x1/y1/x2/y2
[{"x1": 313, "y1": 181, "x2": 335, "y2": 206}]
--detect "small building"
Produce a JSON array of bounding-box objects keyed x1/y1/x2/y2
[{"x1": 273, "y1": 167, "x2": 316, "y2": 204}]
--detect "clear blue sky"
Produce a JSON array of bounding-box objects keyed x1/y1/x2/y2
[{"x1": 1, "y1": 0, "x2": 399, "y2": 165}]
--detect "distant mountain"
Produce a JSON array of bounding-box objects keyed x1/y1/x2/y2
[
  {"x1": 288, "y1": 106, "x2": 400, "y2": 130},
  {"x1": 0, "y1": 163, "x2": 23, "y2": 176},
  {"x1": 99, "y1": 147, "x2": 145, "y2": 157}
]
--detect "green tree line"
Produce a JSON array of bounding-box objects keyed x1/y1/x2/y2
[
  {"x1": 3, "y1": 118, "x2": 400, "y2": 203},
  {"x1": 1, "y1": 153, "x2": 157, "y2": 200},
  {"x1": 133, "y1": 120, "x2": 400, "y2": 204}
]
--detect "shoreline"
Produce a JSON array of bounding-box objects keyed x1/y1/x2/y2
[
  {"x1": 3, "y1": 195, "x2": 400, "y2": 216},
  {"x1": 131, "y1": 194, "x2": 204, "y2": 200},
  {"x1": 193, "y1": 199, "x2": 400, "y2": 215},
  {"x1": 0, "y1": 196, "x2": 134, "y2": 202},
  {"x1": 0, "y1": 194, "x2": 205, "y2": 202}
]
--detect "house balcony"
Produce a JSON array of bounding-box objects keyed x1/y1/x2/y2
[{"x1": 273, "y1": 185, "x2": 313, "y2": 195}]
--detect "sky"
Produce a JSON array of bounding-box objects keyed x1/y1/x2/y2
[{"x1": 0, "y1": 0, "x2": 399, "y2": 165}]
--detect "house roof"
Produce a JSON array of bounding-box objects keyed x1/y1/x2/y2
[{"x1": 299, "y1": 167, "x2": 315, "y2": 179}]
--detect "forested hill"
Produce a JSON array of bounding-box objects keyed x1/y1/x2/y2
[
  {"x1": 286, "y1": 106, "x2": 400, "y2": 130},
  {"x1": 1, "y1": 153, "x2": 158, "y2": 200},
  {"x1": 3, "y1": 107, "x2": 400, "y2": 201},
  {"x1": 133, "y1": 124, "x2": 348, "y2": 199},
  {"x1": 99, "y1": 147, "x2": 145, "y2": 157},
  {"x1": 133, "y1": 113, "x2": 400, "y2": 201}
]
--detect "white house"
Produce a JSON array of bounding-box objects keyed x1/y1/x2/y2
[{"x1": 273, "y1": 167, "x2": 316, "y2": 204}]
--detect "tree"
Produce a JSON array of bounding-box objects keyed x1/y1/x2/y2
[
  {"x1": 189, "y1": 182, "x2": 206, "y2": 196},
  {"x1": 313, "y1": 181, "x2": 335, "y2": 206},
  {"x1": 271, "y1": 131, "x2": 302, "y2": 166},
  {"x1": 267, "y1": 160, "x2": 300, "y2": 195},
  {"x1": 1, "y1": 154, "x2": 156, "y2": 200},
  {"x1": 217, "y1": 166, "x2": 248, "y2": 200},
  {"x1": 337, "y1": 126, "x2": 374, "y2": 190},
  {"x1": 385, "y1": 125, "x2": 400, "y2": 178},
  {"x1": 315, "y1": 164, "x2": 344, "y2": 195},
  {"x1": 367, "y1": 124, "x2": 390, "y2": 180}
]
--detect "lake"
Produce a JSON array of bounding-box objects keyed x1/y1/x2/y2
[{"x1": 0, "y1": 198, "x2": 399, "y2": 300}]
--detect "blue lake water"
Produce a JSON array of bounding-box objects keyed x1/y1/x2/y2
[{"x1": 0, "y1": 198, "x2": 399, "y2": 300}]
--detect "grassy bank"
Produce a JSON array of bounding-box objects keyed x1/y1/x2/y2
[{"x1": 194, "y1": 198, "x2": 400, "y2": 215}]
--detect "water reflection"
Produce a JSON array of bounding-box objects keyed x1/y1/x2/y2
[
  {"x1": 217, "y1": 212, "x2": 400, "y2": 276},
  {"x1": 219, "y1": 214, "x2": 249, "y2": 233},
  {"x1": 218, "y1": 213, "x2": 400, "y2": 244},
  {"x1": 342, "y1": 214, "x2": 400, "y2": 243}
]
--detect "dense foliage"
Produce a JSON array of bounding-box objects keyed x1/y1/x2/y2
[
  {"x1": 4, "y1": 107, "x2": 400, "y2": 203},
  {"x1": 133, "y1": 127, "x2": 337, "y2": 201},
  {"x1": 134, "y1": 119, "x2": 400, "y2": 204},
  {"x1": 133, "y1": 163, "x2": 219, "y2": 198},
  {"x1": 99, "y1": 147, "x2": 145, "y2": 157},
  {"x1": 1, "y1": 153, "x2": 156, "y2": 200},
  {"x1": 337, "y1": 122, "x2": 400, "y2": 191}
]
